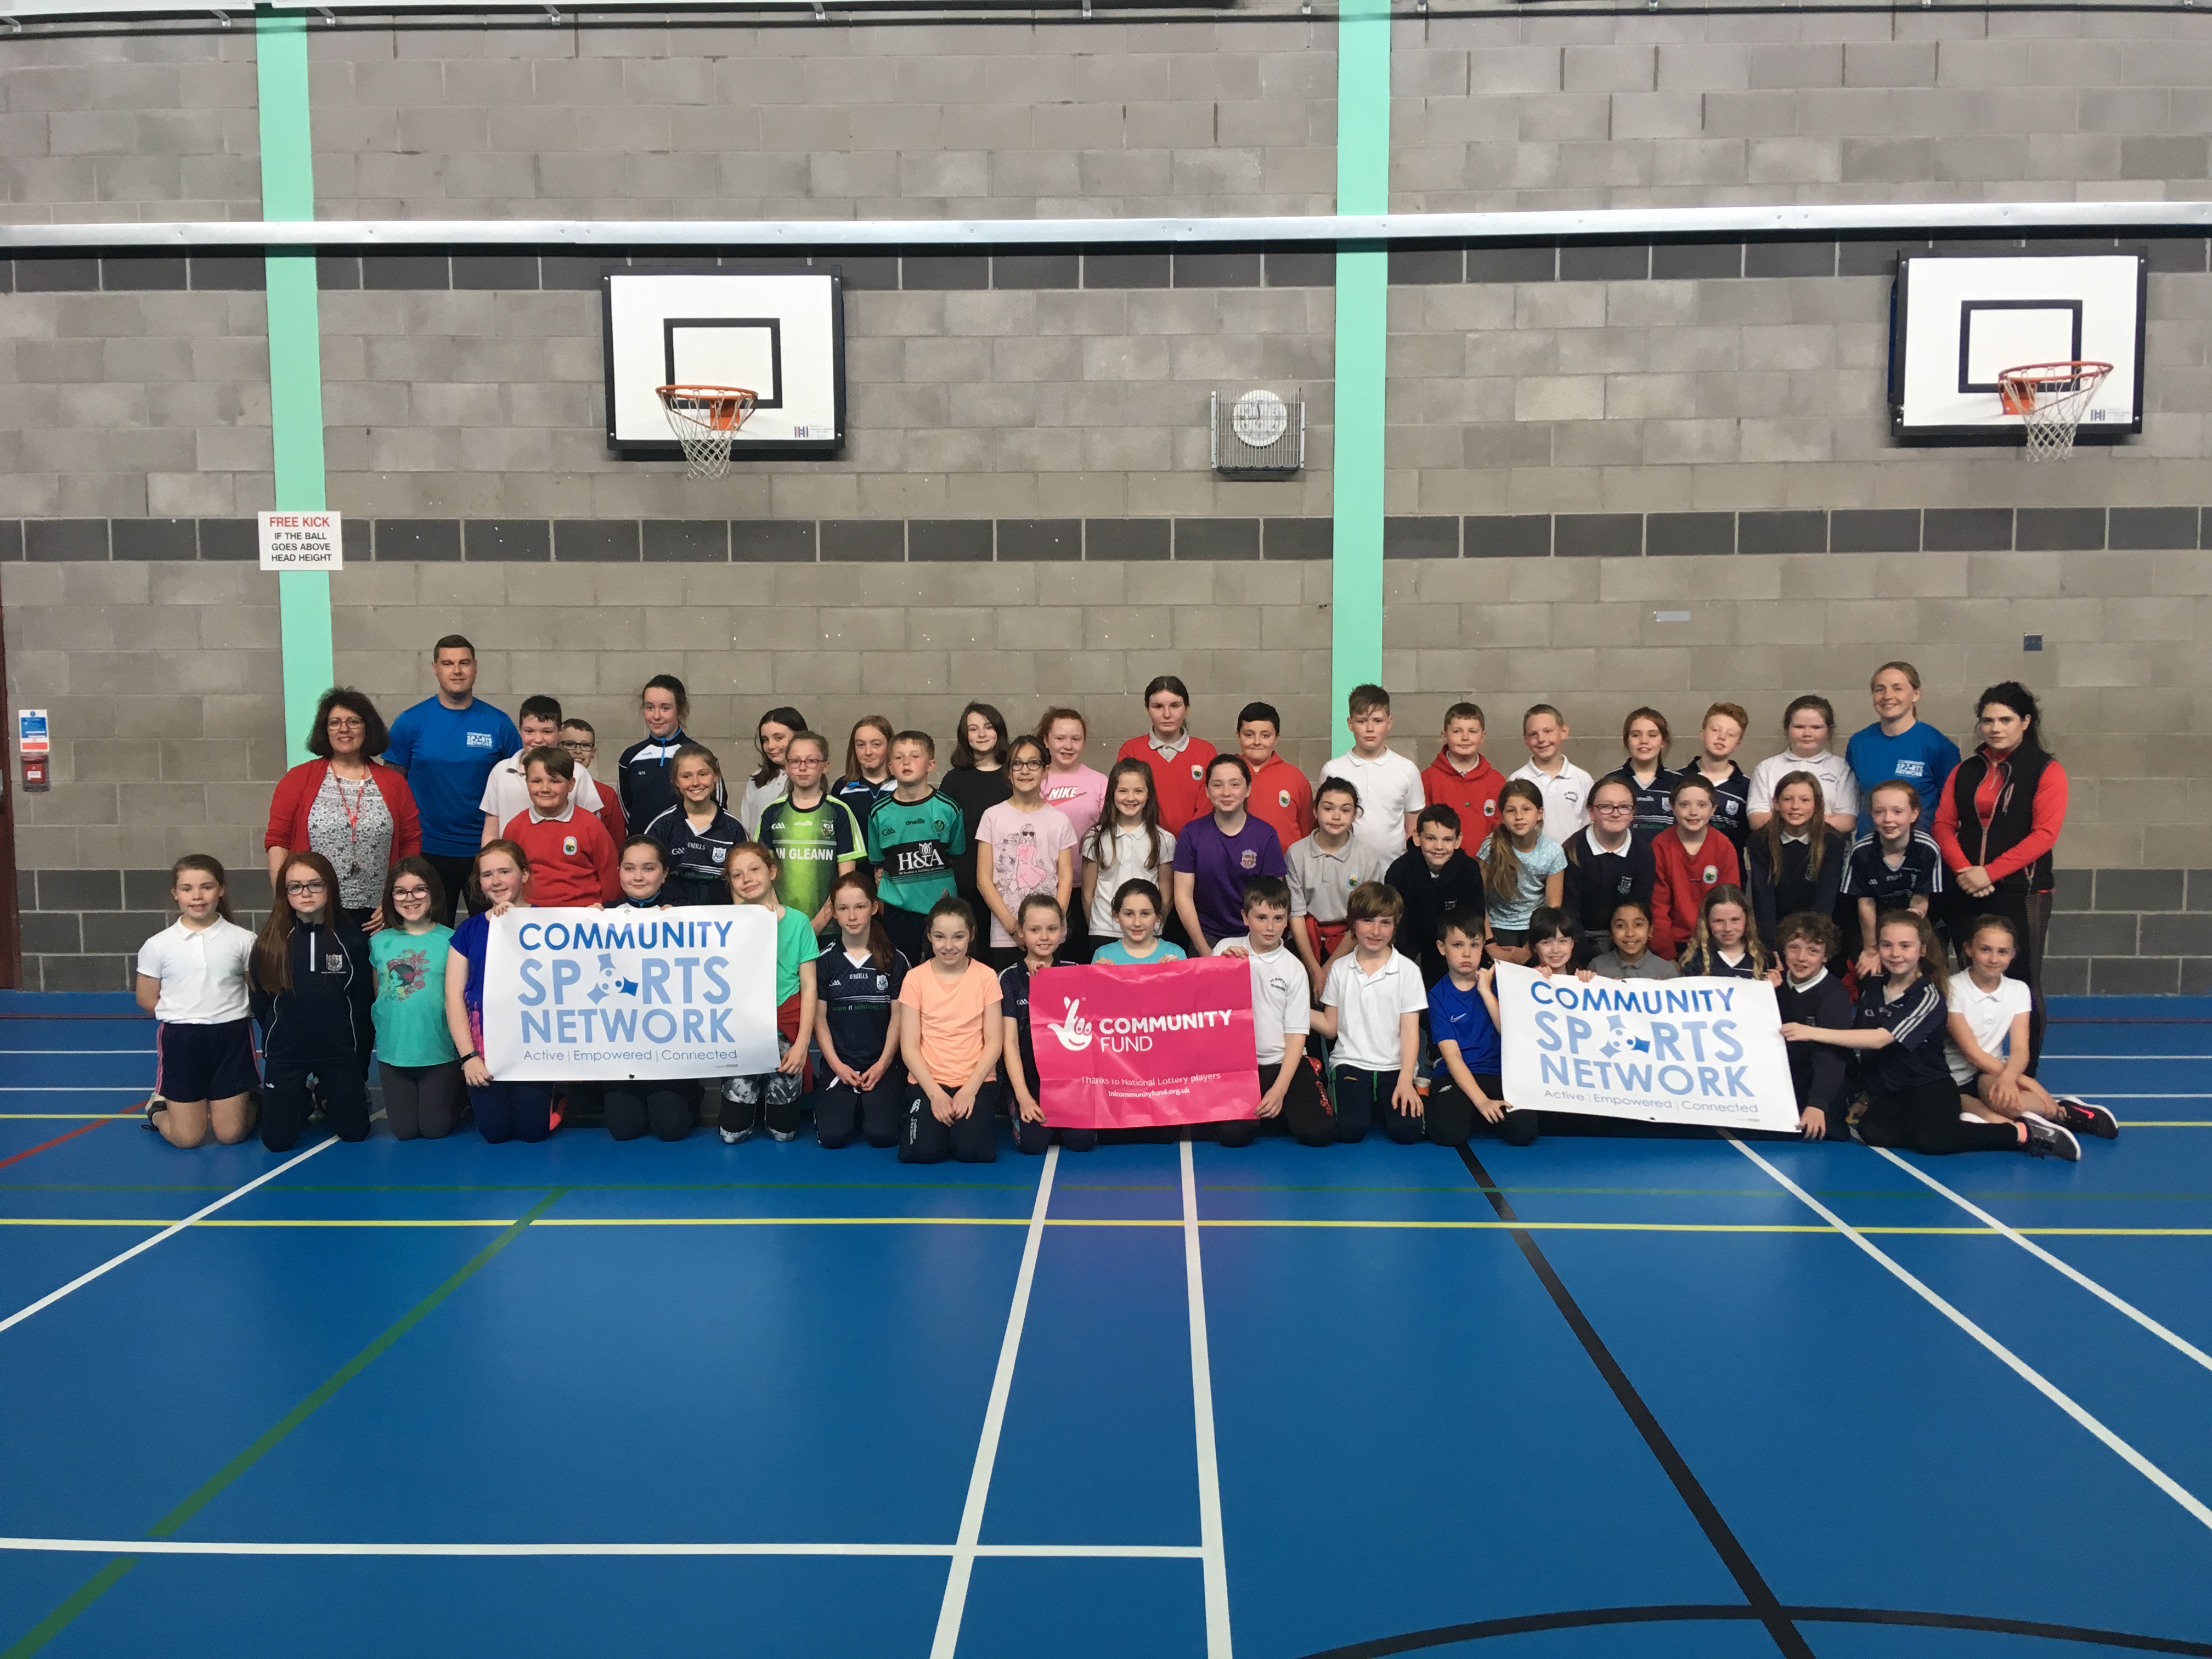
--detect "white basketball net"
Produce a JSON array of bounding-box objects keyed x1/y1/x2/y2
[
  {"x1": 657, "y1": 385, "x2": 757, "y2": 479},
  {"x1": 1998, "y1": 362, "x2": 2111, "y2": 462}
]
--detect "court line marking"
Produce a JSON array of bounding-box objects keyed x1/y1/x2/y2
[
  {"x1": 9, "y1": 1216, "x2": 2212, "y2": 1238},
  {"x1": 1728, "y1": 1137, "x2": 2212, "y2": 1534},
  {"x1": 0, "y1": 1114, "x2": 148, "y2": 1121},
  {"x1": 0, "y1": 1106, "x2": 144, "y2": 1171},
  {"x1": 0, "y1": 1136, "x2": 341, "y2": 1337},
  {"x1": 1865, "y1": 1145, "x2": 2212, "y2": 1378},
  {"x1": 1181, "y1": 1138, "x2": 1233, "y2": 1659},
  {"x1": 0, "y1": 1537, "x2": 1203, "y2": 1560},
  {"x1": 928, "y1": 1144, "x2": 1057, "y2": 1659}
]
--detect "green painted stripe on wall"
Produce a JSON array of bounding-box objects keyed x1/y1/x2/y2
[
  {"x1": 1331, "y1": 0, "x2": 1391, "y2": 719},
  {"x1": 256, "y1": 12, "x2": 332, "y2": 766}
]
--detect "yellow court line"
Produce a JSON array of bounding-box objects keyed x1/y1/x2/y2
[{"x1": 7, "y1": 1215, "x2": 2212, "y2": 1238}]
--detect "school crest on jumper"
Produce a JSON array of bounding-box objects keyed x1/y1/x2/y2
[
  {"x1": 1701, "y1": 864, "x2": 1718, "y2": 884},
  {"x1": 1190, "y1": 763, "x2": 1204, "y2": 781},
  {"x1": 1239, "y1": 849, "x2": 1258, "y2": 871},
  {"x1": 563, "y1": 835, "x2": 578, "y2": 856},
  {"x1": 1278, "y1": 789, "x2": 1292, "y2": 808}
]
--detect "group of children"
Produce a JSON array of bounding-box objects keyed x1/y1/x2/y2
[{"x1": 136, "y1": 663, "x2": 2108, "y2": 1165}]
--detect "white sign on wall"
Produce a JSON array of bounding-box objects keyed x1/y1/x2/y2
[{"x1": 258, "y1": 511, "x2": 344, "y2": 571}]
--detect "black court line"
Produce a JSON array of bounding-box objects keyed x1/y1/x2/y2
[
  {"x1": 1457, "y1": 1146, "x2": 1815, "y2": 1659},
  {"x1": 1301, "y1": 1602, "x2": 2212, "y2": 1658}
]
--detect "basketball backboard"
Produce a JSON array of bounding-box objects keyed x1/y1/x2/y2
[
  {"x1": 1889, "y1": 251, "x2": 2145, "y2": 442},
  {"x1": 602, "y1": 266, "x2": 845, "y2": 459}
]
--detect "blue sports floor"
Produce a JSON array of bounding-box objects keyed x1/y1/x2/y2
[{"x1": 2, "y1": 991, "x2": 2210, "y2": 1659}]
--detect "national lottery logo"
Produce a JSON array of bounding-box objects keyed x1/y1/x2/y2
[{"x1": 1046, "y1": 998, "x2": 1096, "y2": 1052}]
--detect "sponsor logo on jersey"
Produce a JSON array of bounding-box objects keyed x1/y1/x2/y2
[
  {"x1": 1239, "y1": 849, "x2": 1258, "y2": 871},
  {"x1": 466, "y1": 731, "x2": 495, "y2": 749},
  {"x1": 1897, "y1": 760, "x2": 1927, "y2": 778},
  {"x1": 563, "y1": 835, "x2": 578, "y2": 856}
]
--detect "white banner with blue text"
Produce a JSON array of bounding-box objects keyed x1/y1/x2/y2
[
  {"x1": 1494, "y1": 961, "x2": 1801, "y2": 1133},
  {"x1": 481, "y1": 907, "x2": 780, "y2": 1082}
]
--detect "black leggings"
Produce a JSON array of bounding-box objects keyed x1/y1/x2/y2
[
  {"x1": 1331, "y1": 1065, "x2": 1425, "y2": 1145},
  {"x1": 1857, "y1": 1078, "x2": 2021, "y2": 1155},
  {"x1": 1215, "y1": 1057, "x2": 1333, "y2": 1148},
  {"x1": 901, "y1": 1079, "x2": 1000, "y2": 1164},
  {"x1": 262, "y1": 1047, "x2": 372, "y2": 1150},
  {"x1": 1426, "y1": 1072, "x2": 1539, "y2": 1148},
  {"x1": 815, "y1": 1073, "x2": 908, "y2": 1149},
  {"x1": 380, "y1": 1060, "x2": 465, "y2": 1139},
  {"x1": 568, "y1": 1080, "x2": 697, "y2": 1142},
  {"x1": 1013, "y1": 1114, "x2": 1101, "y2": 1155},
  {"x1": 423, "y1": 853, "x2": 478, "y2": 926}
]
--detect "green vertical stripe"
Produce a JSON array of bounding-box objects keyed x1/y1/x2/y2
[
  {"x1": 1331, "y1": 0, "x2": 1391, "y2": 718},
  {"x1": 256, "y1": 12, "x2": 332, "y2": 765}
]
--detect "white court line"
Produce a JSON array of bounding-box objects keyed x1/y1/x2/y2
[
  {"x1": 1866, "y1": 1145, "x2": 2212, "y2": 1378},
  {"x1": 0, "y1": 1537, "x2": 1203, "y2": 1559},
  {"x1": 928, "y1": 1144, "x2": 1058, "y2": 1659},
  {"x1": 1728, "y1": 1137, "x2": 2212, "y2": 1532},
  {"x1": 0, "y1": 1136, "x2": 340, "y2": 1335},
  {"x1": 1181, "y1": 1138, "x2": 1233, "y2": 1659}
]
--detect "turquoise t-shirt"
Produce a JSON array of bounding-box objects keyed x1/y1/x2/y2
[
  {"x1": 1092, "y1": 939, "x2": 1188, "y2": 967},
  {"x1": 369, "y1": 924, "x2": 459, "y2": 1067},
  {"x1": 766, "y1": 904, "x2": 818, "y2": 1004}
]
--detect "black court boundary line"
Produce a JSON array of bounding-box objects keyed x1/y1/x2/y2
[
  {"x1": 1300, "y1": 1602, "x2": 2212, "y2": 1658},
  {"x1": 1457, "y1": 1146, "x2": 1815, "y2": 1659}
]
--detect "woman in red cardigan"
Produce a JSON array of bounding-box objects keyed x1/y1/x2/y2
[
  {"x1": 265, "y1": 689, "x2": 422, "y2": 928},
  {"x1": 1934, "y1": 680, "x2": 2068, "y2": 1070}
]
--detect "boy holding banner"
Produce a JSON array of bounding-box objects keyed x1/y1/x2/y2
[
  {"x1": 1212, "y1": 878, "x2": 1331, "y2": 1148},
  {"x1": 1311, "y1": 883, "x2": 1428, "y2": 1144},
  {"x1": 1423, "y1": 906, "x2": 1537, "y2": 1148}
]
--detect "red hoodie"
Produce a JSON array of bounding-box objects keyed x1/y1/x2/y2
[
  {"x1": 1650, "y1": 827, "x2": 1742, "y2": 960},
  {"x1": 1421, "y1": 750, "x2": 1506, "y2": 840}
]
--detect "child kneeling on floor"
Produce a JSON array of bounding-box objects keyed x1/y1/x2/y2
[
  {"x1": 1423, "y1": 905, "x2": 1538, "y2": 1149},
  {"x1": 1212, "y1": 876, "x2": 1331, "y2": 1147},
  {"x1": 136, "y1": 854, "x2": 260, "y2": 1148},
  {"x1": 898, "y1": 895, "x2": 1003, "y2": 1164},
  {"x1": 1310, "y1": 881, "x2": 1428, "y2": 1144}
]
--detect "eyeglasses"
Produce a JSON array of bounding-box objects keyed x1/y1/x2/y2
[
  {"x1": 391, "y1": 884, "x2": 430, "y2": 900},
  {"x1": 326, "y1": 716, "x2": 365, "y2": 731},
  {"x1": 559, "y1": 740, "x2": 595, "y2": 756},
  {"x1": 1009, "y1": 758, "x2": 1045, "y2": 771},
  {"x1": 1591, "y1": 800, "x2": 1634, "y2": 813},
  {"x1": 285, "y1": 879, "x2": 326, "y2": 895}
]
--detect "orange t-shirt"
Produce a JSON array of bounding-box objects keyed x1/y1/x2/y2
[{"x1": 897, "y1": 958, "x2": 1003, "y2": 1082}]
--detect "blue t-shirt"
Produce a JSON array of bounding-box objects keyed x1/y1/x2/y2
[
  {"x1": 1093, "y1": 939, "x2": 1188, "y2": 967},
  {"x1": 385, "y1": 696, "x2": 522, "y2": 856},
  {"x1": 1843, "y1": 721, "x2": 1961, "y2": 835},
  {"x1": 1426, "y1": 974, "x2": 1502, "y2": 1074},
  {"x1": 1171, "y1": 813, "x2": 1289, "y2": 944}
]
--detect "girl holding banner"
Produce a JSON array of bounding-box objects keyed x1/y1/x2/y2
[
  {"x1": 1780, "y1": 912, "x2": 2078, "y2": 1160},
  {"x1": 717, "y1": 844, "x2": 819, "y2": 1144},
  {"x1": 1094, "y1": 879, "x2": 1186, "y2": 967},
  {"x1": 567, "y1": 838, "x2": 703, "y2": 1143},
  {"x1": 1000, "y1": 894, "x2": 1099, "y2": 1156},
  {"x1": 896, "y1": 896, "x2": 1003, "y2": 1164},
  {"x1": 444, "y1": 840, "x2": 556, "y2": 1144}
]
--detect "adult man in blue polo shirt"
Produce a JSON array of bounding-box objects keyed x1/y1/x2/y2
[
  {"x1": 1844, "y1": 660, "x2": 1961, "y2": 837},
  {"x1": 382, "y1": 634, "x2": 520, "y2": 919}
]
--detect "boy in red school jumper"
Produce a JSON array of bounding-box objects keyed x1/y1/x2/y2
[
  {"x1": 502, "y1": 746, "x2": 620, "y2": 906},
  {"x1": 1115, "y1": 674, "x2": 1216, "y2": 833},
  {"x1": 1236, "y1": 700, "x2": 1314, "y2": 851},
  {"x1": 1422, "y1": 701, "x2": 1506, "y2": 836}
]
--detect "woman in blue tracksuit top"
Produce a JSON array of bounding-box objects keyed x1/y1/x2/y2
[{"x1": 251, "y1": 849, "x2": 375, "y2": 1152}]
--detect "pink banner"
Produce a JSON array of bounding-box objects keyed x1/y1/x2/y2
[{"x1": 1028, "y1": 956, "x2": 1261, "y2": 1130}]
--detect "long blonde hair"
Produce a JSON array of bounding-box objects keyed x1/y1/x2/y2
[
  {"x1": 1756, "y1": 769, "x2": 1830, "y2": 879},
  {"x1": 1480, "y1": 779, "x2": 1545, "y2": 904},
  {"x1": 1681, "y1": 884, "x2": 1767, "y2": 978}
]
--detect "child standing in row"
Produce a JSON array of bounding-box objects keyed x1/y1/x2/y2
[
  {"x1": 1312, "y1": 882, "x2": 1427, "y2": 1145},
  {"x1": 757, "y1": 730, "x2": 866, "y2": 934},
  {"x1": 1000, "y1": 895, "x2": 1099, "y2": 1156},
  {"x1": 899, "y1": 896, "x2": 1003, "y2": 1164},
  {"x1": 815, "y1": 873, "x2": 910, "y2": 1150},
  {"x1": 642, "y1": 744, "x2": 747, "y2": 907},
  {"x1": 1321, "y1": 684, "x2": 1425, "y2": 868},
  {"x1": 370, "y1": 857, "x2": 464, "y2": 1140},
  {"x1": 1285, "y1": 777, "x2": 1388, "y2": 998},
  {"x1": 1237, "y1": 702, "x2": 1314, "y2": 851},
  {"x1": 1421, "y1": 702, "x2": 1506, "y2": 839},
  {"x1": 718, "y1": 844, "x2": 819, "y2": 1144},
  {"x1": 1385, "y1": 803, "x2": 1488, "y2": 986},
  {"x1": 254, "y1": 851, "x2": 375, "y2": 1151},
  {"x1": 866, "y1": 730, "x2": 968, "y2": 967},
  {"x1": 1082, "y1": 760, "x2": 1175, "y2": 965},
  {"x1": 976, "y1": 734, "x2": 1077, "y2": 970},
  {"x1": 1844, "y1": 779, "x2": 1946, "y2": 977},
  {"x1": 1118, "y1": 675, "x2": 1216, "y2": 833},
  {"x1": 1475, "y1": 780, "x2": 1565, "y2": 963},
  {"x1": 1037, "y1": 707, "x2": 1108, "y2": 851},
  {"x1": 136, "y1": 855, "x2": 259, "y2": 1149},
  {"x1": 1651, "y1": 777, "x2": 1741, "y2": 960},
  {"x1": 1510, "y1": 703, "x2": 1596, "y2": 838},
  {"x1": 834, "y1": 715, "x2": 897, "y2": 826}
]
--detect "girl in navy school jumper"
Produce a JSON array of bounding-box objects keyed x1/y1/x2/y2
[
  {"x1": 567, "y1": 836, "x2": 701, "y2": 1143},
  {"x1": 618, "y1": 674, "x2": 718, "y2": 834},
  {"x1": 1675, "y1": 884, "x2": 1767, "y2": 979},
  {"x1": 1603, "y1": 706, "x2": 1683, "y2": 843},
  {"x1": 251, "y1": 850, "x2": 375, "y2": 1152},
  {"x1": 814, "y1": 871, "x2": 912, "y2": 1150},
  {"x1": 1745, "y1": 770, "x2": 1846, "y2": 952},
  {"x1": 643, "y1": 743, "x2": 747, "y2": 907},
  {"x1": 1780, "y1": 911, "x2": 2076, "y2": 1160}
]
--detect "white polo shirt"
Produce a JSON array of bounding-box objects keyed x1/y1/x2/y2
[
  {"x1": 1747, "y1": 748, "x2": 1859, "y2": 821},
  {"x1": 1945, "y1": 972, "x2": 2033, "y2": 1084},
  {"x1": 1217, "y1": 936, "x2": 1311, "y2": 1065},
  {"x1": 134, "y1": 916, "x2": 256, "y2": 1024},
  {"x1": 1321, "y1": 748, "x2": 1426, "y2": 868},
  {"x1": 1508, "y1": 757, "x2": 1597, "y2": 838},
  {"x1": 480, "y1": 752, "x2": 611, "y2": 828},
  {"x1": 1321, "y1": 948, "x2": 1427, "y2": 1072}
]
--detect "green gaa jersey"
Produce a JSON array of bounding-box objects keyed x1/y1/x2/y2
[
  {"x1": 865, "y1": 789, "x2": 966, "y2": 915},
  {"x1": 757, "y1": 794, "x2": 866, "y2": 922}
]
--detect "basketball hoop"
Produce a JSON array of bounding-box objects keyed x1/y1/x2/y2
[
  {"x1": 657, "y1": 384, "x2": 757, "y2": 479},
  {"x1": 1997, "y1": 360, "x2": 2111, "y2": 461}
]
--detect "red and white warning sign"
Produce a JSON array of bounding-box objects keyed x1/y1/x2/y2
[{"x1": 258, "y1": 511, "x2": 343, "y2": 571}]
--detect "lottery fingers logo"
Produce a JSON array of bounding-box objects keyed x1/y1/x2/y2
[{"x1": 1046, "y1": 997, "x2": 1096, "y2": 1052}]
